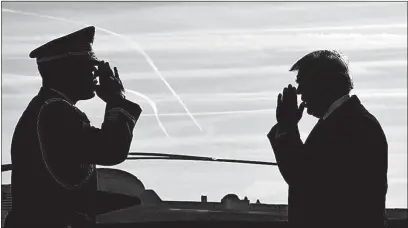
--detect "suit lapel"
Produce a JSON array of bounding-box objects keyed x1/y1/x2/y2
[
  {"x1": 304, "y1": 95, "x2": 361, "y2": 147},
  {"x1": 304, "y1": 118, "x2": 325, "y2": 146}
]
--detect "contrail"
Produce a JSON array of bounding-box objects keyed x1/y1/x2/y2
[
  {"x1": 2, "y1": 8, "x2": 203, "y2": 132},
  {"x1": 91, "y1": 108, "x2": 275, "y2": 119},
  {"x1": 125, "y1": 89, "x2": 171, "y2": 138},
  {"x1": 2, "y1": 8, "x2": 171, "y2": 138}
]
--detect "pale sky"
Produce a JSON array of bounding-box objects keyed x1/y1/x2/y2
[{"x1": 1, "y1": 2, "x2": 407, "y2": 208}]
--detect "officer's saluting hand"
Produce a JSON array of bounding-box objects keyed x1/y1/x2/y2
[{"x1": 95, "y1": 61, "x2": 125, "y2": 102}]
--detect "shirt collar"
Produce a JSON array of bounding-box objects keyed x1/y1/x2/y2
[
  {"x1": 49, "y1": 88, "x2": 75, "y2": 105},
  {"x1": 322, "y1": 94, "x2": 350, "y2": 120}
]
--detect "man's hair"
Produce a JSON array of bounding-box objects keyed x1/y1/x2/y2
[{"x1": 290, "y1": 50, "x2": 354, "y2": 94}]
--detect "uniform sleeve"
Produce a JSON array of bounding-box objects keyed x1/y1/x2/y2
[
  {"x1": 37, "y1": 98, "x2": 142, "y2": 166},
  {"x1": 267, "y1": 123, "x2": 306, "y2": 186}
]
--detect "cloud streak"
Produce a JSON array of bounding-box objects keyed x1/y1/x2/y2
[
  {"x1": 134, "y1": 23, "x2": 408, "y2": 37},
  {"x1": 87, "y1": 33, "x2": 407, "y2": 53},
  {"x1": 134, "y1": 89, "x2": 407, "y2": 103},
  {"x1": 125, "y1": 89, "x2": 171, "y2": 138},
  {"x1": 141, "y1": 108, "x2": 275, "y2": 117}
]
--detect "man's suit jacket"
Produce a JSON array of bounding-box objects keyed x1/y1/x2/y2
[
  {"x1": 268, "y1": 95, "x2": 388, "y2": 228},
  {"x1": 7, "y1": 87, "x2": 142, "y2": 227}
]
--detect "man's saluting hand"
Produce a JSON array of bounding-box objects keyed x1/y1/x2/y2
[{"x1": 276, "y1": 84, "x2": 306, "y2": 131}]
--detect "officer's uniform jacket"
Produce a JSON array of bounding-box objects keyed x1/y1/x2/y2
[{"x1": 8, "y1": 86, "x2": 142, "y2": 227}]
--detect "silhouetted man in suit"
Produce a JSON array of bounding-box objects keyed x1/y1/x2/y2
[
  {"x1": 6, "y1": 26, "x2": 142, "y2": 228},
  {"x1": 267, "y1": 50, "x2": 388, "y2": 228}
]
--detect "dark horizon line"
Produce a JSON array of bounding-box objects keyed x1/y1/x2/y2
[{"x1": 128, "y1": 152, "x2": 278, "y2": 166}]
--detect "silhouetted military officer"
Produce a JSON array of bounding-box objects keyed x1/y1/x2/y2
[{"x1": 6, "y1": 26, "x2": 142, "y2": 228}]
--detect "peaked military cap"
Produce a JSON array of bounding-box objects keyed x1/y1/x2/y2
[{"x1": 29, "y1": 26, "x2": 99, "y2": 64}]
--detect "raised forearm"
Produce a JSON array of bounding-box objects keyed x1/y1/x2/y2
[
  {"x1": 268, "y1": 123, "x2": 305, "y2": 186},
  {"x1": 94, "y1": 98, "x2": 142, "y2": 165}
]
